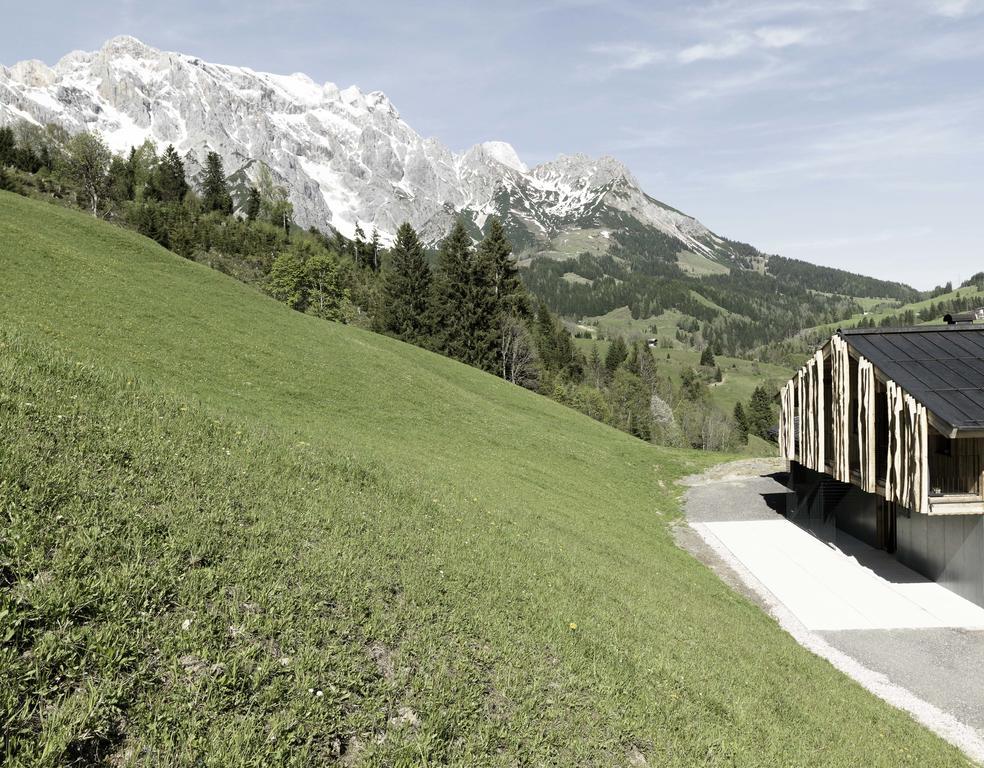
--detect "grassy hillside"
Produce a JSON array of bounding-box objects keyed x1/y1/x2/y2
[
  {"x1": 0, "y1": 191, "x2": 968, "y2": 765},
  {"x1": 797, "y1": 285, "x2": 984, "y2": 340}
]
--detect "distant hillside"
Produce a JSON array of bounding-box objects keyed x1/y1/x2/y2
[
  {"x1": 522, "y1": 238, "x2": 921, "y2": 353},
  {"x1": 0, "y1": 190, "x2": 964, "y2": 764}
]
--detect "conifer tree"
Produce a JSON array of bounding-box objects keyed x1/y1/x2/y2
[
  {"x1": 0, "y1": 126, "x2": 16, "y2": 167},
  {"x1": 476, "y1": 216, "x2": 524, "y2": 317},
  {"x1": 747, "y1": 384, "x2": 777, "y2": 441},
  {"x1": 588, "y1": 343, "x2": 605, "y2": 387},
  {"x1": 201, "y1": 151, "x2": 233, "y2": 214},
  {"x1": 604, "y1": 336, "x2": 628, "y2": 376},
  {"x1": 353, "y1": 223, "x2": 367, "y2": 268},
  {"x1": 369, "y1": 227, "x2": 381, "y2": 271},
  {"x1": 245, "y1": 186, "x2": 261, "y2": 222},
  {"x1": 155, "y1": 144, "x2": 188, "y2": 203},
  {"x1": 378, "y1": 222, "x2": 432, "y2": 343},
  {"x1": 431, "y1": 219, "x2": 478, "y2": 363},
  {"x1": 531, "y1": 301, "x2": 583, "y2": 382},
  {"x1": 699, "y1": 346, "x2": 716, "y2": 367}
]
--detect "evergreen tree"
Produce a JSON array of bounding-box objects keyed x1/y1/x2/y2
[
  {"x1": 476, "y1": 216, "x2": 525, "y2": 317},
  {"x1": 733, "y1": 401, "x2": 749, "y2": 443},
  {"x1": 531, "y1": 301, "x2": 582, "y2": 382},
  {"x1": 680, "y1": 366, "x2": 708, "y2": 402},
  {"x1": 332, "y1": 229, "x2": 350, "y2": 258},
  {"x1": 201, "y1": 151, "x2": 233, "y2": 214},
  {"x1": 747, "y1": 384, "x2": 777, "y2": 441},
  {"x1": 587, "y1": 344, "x2": 605, "y2": 387},
  {"x1": 245, "y1": 186, "x2": 261, "y2": 222},
  {"x1": 155, "y1": 144, "x2": 188, "y2": 203},
  {"x1": 353, "y1": 223, "x2": 367, "y2": 268},
  {"x1": 699, "y1": 346, "x2": 716, "y2": 367},
  {"x1": 0, "y1": 126, "x2": 15, "y2": 167},
  {"x1": 378, "y1": 222, "x2": 432, "y2": 343},
  {"x1": 604, "y1": 336, "x2": 628, "y2": 376},
  {"x1": 369, "y1": 227, "x2": 381, "y2": 271},
  {"x1": 432, "y1": 219, "x2": 494, "y2": 368}
]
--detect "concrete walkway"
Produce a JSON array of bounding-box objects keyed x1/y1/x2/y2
[{"x1": 679, "y1": 460, "x2": 984, "y2": 762}]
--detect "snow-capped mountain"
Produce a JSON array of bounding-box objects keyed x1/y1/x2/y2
[{"x1": 0, "y1": 36, "x2": 744, "y2": 261}]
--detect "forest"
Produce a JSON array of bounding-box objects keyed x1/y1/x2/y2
[{"x1": 0, "y1": 122, "x2": 769, "y2": 452}]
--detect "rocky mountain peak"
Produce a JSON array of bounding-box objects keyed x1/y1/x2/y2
[{"x1": 0, "y1": 38, "x2": 734, "y2": 261}]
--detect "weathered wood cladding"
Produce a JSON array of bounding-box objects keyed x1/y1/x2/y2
[
  {"x1": 857, "y1": 357, "x2": 877, "y2": 493},
  {"x1": 794, "y1": 350, "x2": 826, "y2": 472},
  {"x1": 928, "y1": 436, "x2": 984, "y2": 496},
  {"x1": 778, "y1": 379, "x2": 796, "y2": 460},
  {"x1": 885, "y1": 381, "x2": 929, "y2": 514},
  {"x1": 776, "y1": 332, "x2": 979, "y2": 515},
  {"x1": 830, "y1": 335, "x2": 851, "y2": 482}
]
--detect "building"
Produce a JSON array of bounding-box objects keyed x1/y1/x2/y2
[{"x1": 779, "y1": 325, "x2": 984, "y2": 606}]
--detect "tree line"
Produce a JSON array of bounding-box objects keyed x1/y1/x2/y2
[{"x1": 0, "y1": 121, "x2": 767, "y2": 452}]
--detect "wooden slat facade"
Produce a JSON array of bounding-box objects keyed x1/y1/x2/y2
[
  {"x1": 780, "y1": 332, "x2": 984, "y2": 516},
  {"x1": 928, "y1": 436, "x2": 984, "y2": 496}
]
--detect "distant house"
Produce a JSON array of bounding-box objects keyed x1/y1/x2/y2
[{"x1": 779, "y1": 324, "x2": 984, "y2": 606}]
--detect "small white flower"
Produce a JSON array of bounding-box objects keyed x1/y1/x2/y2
[
  {"x1": 315, "y1": 690, "x2": 324, "y2": 698},
  {"x1": 280, "y1": 657, "x2": 290, "y2": 666},
  {"x1": 181, "y1": 618, "x2": 193, "y2": 631},
  {"x1": 308, "y1": 687, "x2": 314, "y2": 694}
]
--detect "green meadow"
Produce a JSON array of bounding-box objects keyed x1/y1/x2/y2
[{"x1": 0, "y1": 191, "x2": 968, "y2": 765}]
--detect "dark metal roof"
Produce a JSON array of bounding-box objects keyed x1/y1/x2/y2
[{"x1": 839, "y1": 326, "x2": 984, "y2": 433}]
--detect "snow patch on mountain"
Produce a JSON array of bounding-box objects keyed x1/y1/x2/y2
[{"x1": 0, "y1": 36, "x2": 734, "y2": 259}]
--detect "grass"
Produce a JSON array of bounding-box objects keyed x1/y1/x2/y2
[
  {"x1": 675, "y1": 250, "x2": 730, "y2": 277},
  {"x1": 549, "y1": 228, "x2": 611, "y2": 258},
  {"x1": 0, "y1": 191, "x2": 971, "y2": 765},
  {"x1": 578, "y1": 306, "x2": 668, "y2": 344},
  {"x1": 798, "y1": 286, "x2": 984, "y2": 339}
]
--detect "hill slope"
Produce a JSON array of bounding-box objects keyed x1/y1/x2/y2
[{"x1": 0, "y1": 192, "x2": 966, "y2": 765}]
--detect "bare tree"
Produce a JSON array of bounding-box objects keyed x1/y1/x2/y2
[{"x1": 499, "y1": 316, "x2": 539, "y2": 389}]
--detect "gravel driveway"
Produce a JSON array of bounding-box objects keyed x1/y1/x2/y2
[{"x1": 677, "y1": 459, "x2": 984, "y2": 763}]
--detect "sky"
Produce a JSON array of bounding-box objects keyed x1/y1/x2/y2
[{"x1": 2, "y1": 0, "x2": 983, "y2": 289}]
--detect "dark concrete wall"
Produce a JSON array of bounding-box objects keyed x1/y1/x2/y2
[
  {"x1": 791, "y1": 461, "x2": 984, "y2": 609},
  {"x1": 897, "y1": 511, "x2": 984, "y2": 607},
  {"x1": 834, "y1": 487, "x2": 877, "y2": 548}
]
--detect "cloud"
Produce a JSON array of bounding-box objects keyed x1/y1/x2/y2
[
  {"x1": 929, "y1": 0, "x2": 982, "y2": 17},
  {"x1": 773, "y1": 226, "x2": 934, "y2": 251},
  {"x1": 587, "y1": 42, "x2": 663, "y2": 73},
  {"x1": 755, "y1": 26, "x2": 811, "y2": 48},
  {"x1": 678, "y1": 32, "x2": 751, "y2": 63},
  {"x1": 714, "y1": 99, "x2": 984, "y2": 189},
  {"x1": 677, "y1": 25, "x2": 811, "y2": 63}
]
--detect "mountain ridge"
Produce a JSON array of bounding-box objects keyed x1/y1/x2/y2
[{"x1": 0, "y1": 35, "x2": 743, "y2": 262}]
